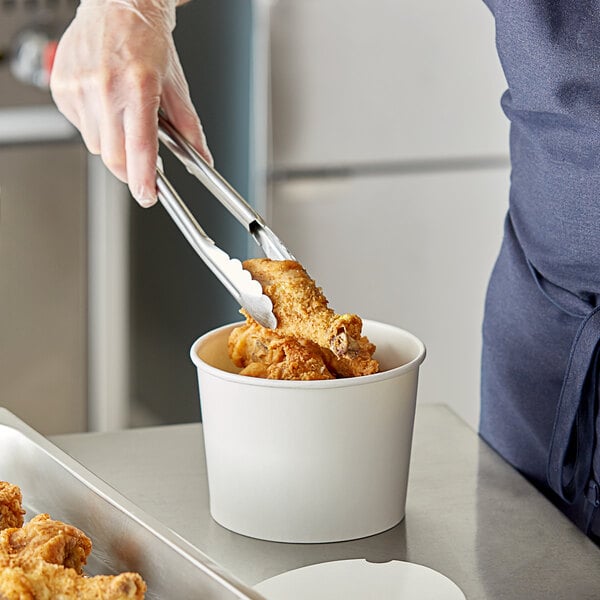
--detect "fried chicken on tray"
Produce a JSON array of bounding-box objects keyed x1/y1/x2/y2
[
  {"x1": 1, "y1": 514, "x2": 92, "y2": 573},
  {"x1": 229, "y1": 259, "x2": 379, "y2": 380},
  {"x1": 0, "y1": 562, "x2": 146, "y2": 600},
  {"x1": 0, "y1": 482, "x2": 146, "y2": 599},
  {"x1": 0, "y1": 483, "x2": 25, "y2": 531}
]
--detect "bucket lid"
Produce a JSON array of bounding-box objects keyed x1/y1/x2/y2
[{"x1": 254, "y1": 559, "x2": 466, "y2": 600}]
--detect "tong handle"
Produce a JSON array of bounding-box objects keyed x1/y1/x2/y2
[
  {"x1": 155, "y1": 168, "x2": 208, "y2": 255},
  {"x1": 155, "y1": 165, "x2": 232, "y2": 296},
  {"x1": 159, "y1": 114, "x2": 261, "y2": 230},
  {"x1": 157, "y1": 112, "x2": 294, "y2": 261}
]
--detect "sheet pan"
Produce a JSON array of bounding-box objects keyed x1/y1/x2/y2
[{"x1": 0, "y1": 408, "x2": 266, "y2": 599}]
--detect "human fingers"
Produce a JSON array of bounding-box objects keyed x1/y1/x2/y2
[
  {"x1": 161, "y1": 51, "x2": 213, "y2": 166},
  {"x1": 162, "y1": 93, "x2": 213, "y2": 167},
  {"x1": 49, "y1": 34, "x2": 101, "y2": 155},
  {"x1": 79, "y1": 111, "x2": 102, "y2": 156},
  {"x1": 98, "y1": 107, "x2": 127, "y2": 182},
  {"x1": 123, "y1": 92, "x2": 161, "y2": 207},
  {"x1": 52, "y1": 80, "x2": 102, "y2": 157}
]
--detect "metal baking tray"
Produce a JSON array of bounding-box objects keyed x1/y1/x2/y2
[{"x1": 0, "y1": 408, "x2": 266, "y2": 599}]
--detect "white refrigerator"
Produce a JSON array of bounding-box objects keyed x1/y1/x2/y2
[{"x1": 262, "y1": 0, "x2": 510, "y2": 430}]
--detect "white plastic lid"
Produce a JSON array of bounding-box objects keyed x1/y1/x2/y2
[{"x1": 254, "y1": 559, "x2": 466, "y2": 600}]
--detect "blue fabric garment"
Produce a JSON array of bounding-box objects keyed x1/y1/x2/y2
[{"x1": 480, "y1": 1, "x2": 600, "y2": 536}]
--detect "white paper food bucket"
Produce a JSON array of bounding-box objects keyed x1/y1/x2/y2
[{"x1": 190, "y1": 319, "x2": 426, "y2": 543}]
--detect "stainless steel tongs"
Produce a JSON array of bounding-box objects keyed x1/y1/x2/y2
[{"x1": 155, "y1": 112, "x2": 294, "y2": 329}]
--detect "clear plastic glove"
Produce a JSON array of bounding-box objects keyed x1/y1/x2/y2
[{"x1": 50, "y1": 0, "x2": 212, "y2": 207}]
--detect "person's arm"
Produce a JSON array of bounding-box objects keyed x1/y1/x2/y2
[{"x1": 50, "y1": 0, "x2": 212, "y2": 207}]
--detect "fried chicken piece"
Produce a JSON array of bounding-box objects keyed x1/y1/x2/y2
[
  {"x1": 230, "y1": 259, "x2": 379, "y2": 379},
  {"x1": 229, "y1": 321, "x2": 335, "y2": 380},
  {"x1": 243, "y1": 259, "x2": 363, "y2": 354},
  {"x1": 0, "y1": 483, "x2": 25, "y2": 531},
  {"x1": 0, "y1": 562, "x2": 146, "y2": 600},
  {"x1": 0, "y1": 483, "x2": 146, "y2": 599},
  {"x1": 0, "y1": 514, "x2": 92, "y2": 574},
  {"x1": 0, "y1": 566, "x2": 32, "y2": 599}
]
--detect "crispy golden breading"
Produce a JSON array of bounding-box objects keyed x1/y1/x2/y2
[
  {"x1": 229, "y1": 321, "x2": 335, "y2": 380},
  {"x1": 0, "y1": 483, "x2": 147, "y2": 599},
  {"x1": 0, "y1": 514, "x2": 92, "y2": 574},
  {"x1": 0, "y1": 483, "x2": 25, "y2": 531},
  {"x1": 0, "y1": 566, "x2": 32, "y2": 599},
  {"x1": 0, "y1": 563, "x2": 146, "y2": 600},
  {"x1": 229, "y1": 259, "x2": 379, "y2": 379}
]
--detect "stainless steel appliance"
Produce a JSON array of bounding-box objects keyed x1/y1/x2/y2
[{"x1": 264, "y1": 0, "x2": 511, "y2": 430}]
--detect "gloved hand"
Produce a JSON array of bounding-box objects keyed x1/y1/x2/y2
[{"x1": 50, "y1": 0, "x2": 212, "y2": 207}]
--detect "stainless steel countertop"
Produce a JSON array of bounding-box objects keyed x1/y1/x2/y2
[{"x1": 52, "y1": 404, "x2": 600, "y2": 599}]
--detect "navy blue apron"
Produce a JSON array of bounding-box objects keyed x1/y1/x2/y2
[{"x1": 480, "y1": 0, "x2": 600, "y2": 537}]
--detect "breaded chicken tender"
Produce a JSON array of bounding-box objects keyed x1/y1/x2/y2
[
  {"x1": 229, "y1": 259, "x2": 379, "y2": 379},
  {"x1": 0, "y1": 483, "x2": 25, "y2": 531}
]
